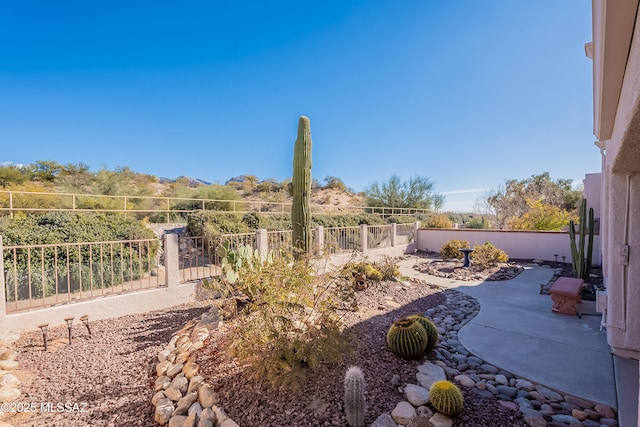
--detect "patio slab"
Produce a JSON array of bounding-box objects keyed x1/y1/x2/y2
[{"x1": 398, "y1": 258, "x2": 617, "y2": 408}]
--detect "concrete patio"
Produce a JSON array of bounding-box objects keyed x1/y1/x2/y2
[{"x1": 398, "y1": 258, "x2": 617, "y2": 409}]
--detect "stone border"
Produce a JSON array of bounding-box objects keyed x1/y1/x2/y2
[
  {"x1": 151, "y1": 306, "x2": 241, "y2": 427},
  {"x1": 0, "y1": 331, "x2": 21, "y2": 427},
  {"x1": 373, "y1": 287, "x2": 618, "y2": 427}
]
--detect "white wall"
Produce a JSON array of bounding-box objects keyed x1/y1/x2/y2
[{"x1": 416, "y1": 228, "x2": 602, "y2": 265}]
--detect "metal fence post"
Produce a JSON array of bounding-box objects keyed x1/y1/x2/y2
[
  {"x1": 360, "y1": 224, "x2": 368, "y2": 254},
  {"x1": 164, "y1": 234, "x2": 180, "y2": 288}
]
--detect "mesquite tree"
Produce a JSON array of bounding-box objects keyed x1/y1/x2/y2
[{"x1": 291, "y1": 116, "x2": 312, "y2": 259}]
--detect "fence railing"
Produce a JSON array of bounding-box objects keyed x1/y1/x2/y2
[
  {"x1": 1, "y1": 223, "x2": 418, "y2": 313},
  {"x1": 323, "y1": 226, "x2": 361, "y2": 253},
  {"x1": 0, "y1": 190, "x2": 430, "y2": 221},
  {"x1": 2, "y1": 238, "x2": 161, "y2": 313}
]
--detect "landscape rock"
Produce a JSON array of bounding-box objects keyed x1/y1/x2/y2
[
  {"x1": 416, "y1": 362, "x2": 445, "y2": 389},
  {"x1": 594, "y1": 404, "x2": 616, "y2": 419},
  {"x1": 535, "y1": 385, "x2": 563, "y2": 402},
  {"x1": 429, "y1": 412, "x2": 453, "y2": 427},
  {"x1": 391, "y1": 401, "x2": 416, "y2": 425},
  {"x1": 168, "y1": 415, "x2": 187, "y2": 427},
  {"x1": 371, "y1": 413, "x2": 398, "y2": 427},
  {"x1": 154, "y1": 398, "x2": 175, "y2": 425},
  {"x1": 404, "y1": 384, "x2": 430, "y2": 407},
  {"x1": 453, "y1": 374, "x2": 475, "y2": 388},
  {"x1": 519, "y1": 407, "x2": 546, "y2": 427},
  {"x1": 198, "y1": 384, "x2": 219, "y2": 408}
]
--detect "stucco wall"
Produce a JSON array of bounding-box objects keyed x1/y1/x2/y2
[
  {"x1": 416, "y1": 228, "x2": 602, "y2": 265},
  {"x1": 599, "y1": 2, "x2": 640, "y2": 359}
]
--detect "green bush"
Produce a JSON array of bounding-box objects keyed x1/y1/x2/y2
[
  {"x1": 440, "y1": 239, "x2": 470, "y2": 261},
  {"x1": 340, "y1": 262, "x2": 383, "y2": 282},
  {"x1": 372, "y1": 256, "x2": 400, "y2": 280},
  {"x1": 470, "y1": 242, "x2": 508, "y2": 268},
  {"x1": 186, "y1": 211, "x2": 248, "y2": 236},
  {"x1": 0, "y1": 212, "x2": 157, "y2": 301},
  {"x1": 466, "y1": 217, "x2": 489, "y2": 229}
]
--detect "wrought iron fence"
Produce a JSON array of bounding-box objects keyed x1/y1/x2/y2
[
  {"x1": 0, "y1": 190, "x2": 429, "y2": 221},
  {"x1": 178, "y1": 233, "x2": 257, "y2": 283},
  {"x1": 396, "y1": 223, "x2": 416, "y2": 243},
  {"x1": 267, "y1": 230, "x2": 293, "y2": 254},
  {"x1": 2, "y1": 223, "x2": 416, "y2": 311},
  {"x1": 3, "y1": 239, "x2": 161, "y2": 313},
  {"x1": 323, "y1": 226, "x2": 361, "y2": 253},
  {"x1": 368, "y1": 225, "x2": 392, "y2": 250}
]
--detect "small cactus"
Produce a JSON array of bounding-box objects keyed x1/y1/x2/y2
[
  {"x1": 344, "y1": 366, "x2": 366, "y2": 427},
  {"x1": 406, "y1": 314, "x2": 439, "y2": 353},
  {"x1": 386, "y1": 317, "x2": 428, "y2": 360},
  {"x1": 429, "y1": 380, "x2": 464, "y2": 416}
]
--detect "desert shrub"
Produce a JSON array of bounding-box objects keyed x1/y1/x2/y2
[
  {"x1": 467, "y1": 217, "x2": 490, "y2": 229},
  {"x1": 312, "y1": 214, "x2": 386, "y2": 228},
  {"x1": 219, "y1": 255, "x2": 350, "y2": 388},
  {"x1": 440, "y1": 239, "x2": 470, "y2": 261},
  {"x1": 340, "y1": 262, "x2": 383, "y2": 282},
  {"x1": 384, "y1": 215, "x2": 425, "y2": 224},
  {"x1": 186, "y1": 211, "x2": 247, "y2": 236},
  {"x1": 0, "y1": 212, "x2": 157, "y2": 301},
  {"x1": 426, "y1": 214, "x2": 453, "y2": 229},
  {"x1": 470, "y1": 242, "x2": 508, "y2": 268},
  {"x1": 372, "y1": 256, "x2": 401, "y2": 280},
  {"x1": 507, "y1": 199, "x2": 576, "y2": 230}
]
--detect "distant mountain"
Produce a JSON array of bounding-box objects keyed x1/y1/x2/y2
[
  {"x1": 225, "y1": 175, "x2": 249, "y2": 185},
  {"x1": 158, "y1": 176, "x2": 211, "y2": 187}
]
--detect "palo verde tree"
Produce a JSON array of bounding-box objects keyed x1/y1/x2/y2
[
  {"x1": 364, "y1": 175, "x2": 442, "y2": 210},
  {"x1": 291, "y1": 116, "x2": 313, "y2": 259}
]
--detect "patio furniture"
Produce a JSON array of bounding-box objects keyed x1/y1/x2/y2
[{"x1": 549, "y1": 277, "x2": 584, "y2": 315}]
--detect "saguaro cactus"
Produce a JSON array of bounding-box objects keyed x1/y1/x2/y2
[
  {"x1": 291, "y1": 116, "x2": 312, "y2": 259},
  {"x1": 344, "y1": 366, "x2": 366, "y2": 427},
  {"x1": 569, "y1": 198, "x2": 594, "y2": 280}
]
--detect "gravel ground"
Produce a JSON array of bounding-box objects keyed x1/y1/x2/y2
[
  {"x1": 7, "y1": 277, "x2": 530, "y2": 427},
  {"x1": 7, "y1": 301, "x2": 211, "y2": 427},
  {"x1": 197, "y1": 279, "x2": 529, "y2": 427}
]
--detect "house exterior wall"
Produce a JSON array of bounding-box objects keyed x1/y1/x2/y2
[{"x1": 595, "y1": 1, "x2": 640, "y2": 359}]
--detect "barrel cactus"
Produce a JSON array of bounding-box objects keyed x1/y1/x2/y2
[
  {"x1": 343, "y1": 366, "x2": 366, "y2": 427},
  {"x1": 429, "y1": 380, "x2": 464, "y2": 416},
  {"x1": 291, "y1": 116, "x2": 312, "y2": 260},
  {"x1": 386, "y1": 317, "x2": 428, "y2": 360},
  {"x1": 406, "y1": 314, "x2": 439, "y2": 353}
]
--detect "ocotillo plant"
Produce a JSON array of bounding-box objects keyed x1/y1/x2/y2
[
  {"x1": 343, "y1": 366, "x2": 366, "y2": 427},
  {"x1": 569, "y1": 198, "x2": 595, "y2": 280},
  {"x1": 291, "y1": 116, "x2": 312, "y2": 259}
]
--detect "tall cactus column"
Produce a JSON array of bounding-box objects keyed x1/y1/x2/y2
[{"x1": 292, "y1": 116, "x2": 313, "y2": 259}]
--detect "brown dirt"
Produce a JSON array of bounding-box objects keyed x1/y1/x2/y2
[
  {"x1": 7, "y1": 302, "x2": 211, "y2": 427},
  {"x1": 7, "y1": 278, "x2": 529, "y2": 427},
  {"x1": 196, "y1": 280, "x2": 529, "y2": 427}
]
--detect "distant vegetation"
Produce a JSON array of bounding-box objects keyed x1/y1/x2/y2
[
  {"x1": 364, "y1": 175, "x2": 444, "y2": 211},
  {"x1": 476, "y1": 172, "x2": 582, "y2": 230}
]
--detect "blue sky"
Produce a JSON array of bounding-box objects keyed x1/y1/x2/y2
[{"x1": 0, "y1": 1, "x2": 598, "y2": 211}]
